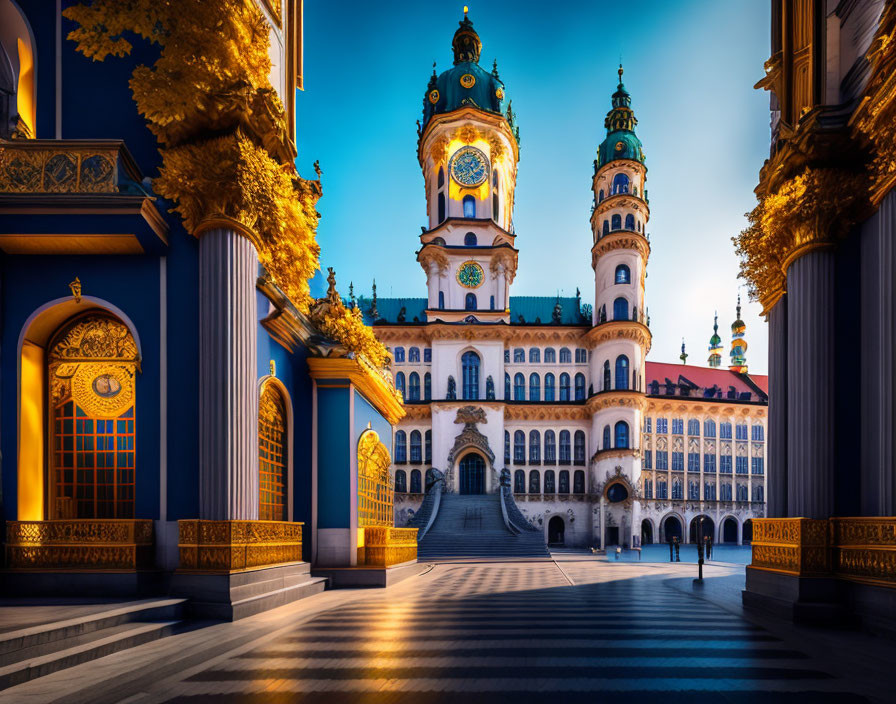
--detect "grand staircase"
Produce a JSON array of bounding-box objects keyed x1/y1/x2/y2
[{"x1": 417, "y1": 493, "x2": 550, "y2": 560}]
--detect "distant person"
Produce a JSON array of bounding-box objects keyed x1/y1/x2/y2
[
  {"x1": 667, "y1": 535, "x2": 674, "y2": 562},
  {"x1": 704, "y1": 535, "x2": 713, "y2": 560},
  {"x1": 673, "y1": 536, "x2": 681, "y2": 562}
]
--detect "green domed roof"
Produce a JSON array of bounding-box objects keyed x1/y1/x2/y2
[
  {"x1": 422, "y1": 14, "x2": 508, "y2": 127},
  {"x1": 597, "y1": 67, "x2": 645, "y2": 168}
]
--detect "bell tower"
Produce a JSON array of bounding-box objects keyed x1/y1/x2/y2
[
  {"x1": 588, "y1": 67, "x2": 651, "y2": 548},
  {"x1": 416, "y1": 11, "x2": 520, "y2": 323}
]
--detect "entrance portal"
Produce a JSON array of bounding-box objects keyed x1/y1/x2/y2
[
  {"x1": 722, "y1": 517, "x2": 738, "y2": 543},
  {"x1": 641, "y1": 519, "x2": 653, "y2": 544},
  {"x1": 689, "y1": 515, "x2": 715, "y2": 543},
  {"x1": 663, "y1": 516, "x2": 682, "y2": 542},
  {"x1": 548, "y1": 516, "x2": 565, "y2": 546},
  {"x1": 606, "y1": 526, "x2": 620, "y2": 546},
  {"x1": 459, "y1": 453, "x2": 485, "y2": 494}
]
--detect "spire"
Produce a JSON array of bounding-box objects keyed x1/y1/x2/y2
[
  {"x1": 708, "y1": 311, "x2": 723, "y2": 367},
  {"x1": 597, "y1": 65, "x2": 644, "y2": 167},
  {"x1": 729, "y1": 295, "x2": 748, "y2": 372},
  {"x1": 370, "y1": 279, "x2": 379, "y2": 320},
  {"x1": 492, "y1": 58, "x2": 499, "y2": 78},
  {"x1": 680, "y1": 338, "x2": 688, "y2": 364},
  {"x1": 452, "y1": 8, "x2": 482, "y2": 64}
]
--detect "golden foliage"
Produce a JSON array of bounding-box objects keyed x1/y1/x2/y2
[{"x1": 315, "y1": 301, "x2": 391, "y2": 369}]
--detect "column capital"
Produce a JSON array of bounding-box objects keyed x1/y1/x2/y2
[{"x1": 194, "y1": 215, "x2": 263, "y2": 251}]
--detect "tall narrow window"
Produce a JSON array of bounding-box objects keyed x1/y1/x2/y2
[
  {"x1": 408, "y1": 347, "x2": 420, "y2": 363},
  {"x1": 613, "y1": 297, "x2": 628, "y2": 320},
  {"x1": 559, "y1": 373, "x2": 571, "y2": 401},
  {"x1": 395, "y1": 470, "x2": 407, "y2": 493},
  {"x1": 463, "y1": 195, "x2": 476, "y2": 218},
  {"x1": 529, "y1": 430, "x2": 541, "y2": 463},
  {"x1": 424, "y1": 372, "x2": 431, "y2": 400},
  {"x1": 559, "y1": 470, "x2": 570, "y2": 493},
  {"x1": 425, "y1": 430, "x2": 432, "y2": 463},
  {"x1": 603, "y1": 425, "x2": 611, "y2": 449},
  {"x1": 438, "y1": 291, "x2": 445, "y2": 309},
  {"x1": 465, "y1": 293, "x2": 477, "y2": 310},
  {"x1": 544, "y1": 431, "x2": 557, "y2": 463},
  {"x1": 438, "y1": 193, "x2": 446, "y2": 222},
  {"x1": 514, "y1": 430, "x2": 526, "y2": 463},
  {"x1": 560, "y1": 347, "x2": 572, "y2": 363},
  {"x1": 603, "y1": 220, "x2": 610, "y2": 235},
  {"x1": 573, "y1": 470, "x2": 585, "y2": 493},
  {"x1": 625, "y1": 213, "x2": 635, "y2": 230},
  {"x1": 505, "y1": 373, "x2": 511, "y2": 398},
  {"x1": 529, "y1": 373, "x2": 541, "y2": 401},
  {"x1": 258, "y1": 385, "x2": 288, "y2": 521},
  {"x1": 462, "y1": 351, "x2": 480, "y2": 400},
  {"x1": 603, "y1": 360, "x2": 611, "y2": 390},
  {"x1": 410, "y1": 469, "x2": 422, "y2": 493},
  {"x1": 530, "y1": 348, "x2": 541, "y2": 363},
  {"x1": 395, "y1": 430, "x2": 407, "y2": 463},
  {"x1": 544, "y1": 373, "x2": 556, "y2": 401},
  {"x1": 559, "y1": 430, "x2": 571, "y2": 463},
  {"x1": 614, "y1": 421, "x2": 629, "y2": 448},
  {"x1": 574, "y1": 373, "x2": 586, "y2": 400},
  {"x1": 574, "y1": 430, "x2": 586, "y2": 464},
  {"x1": 395, "y1": 372, "x2": 406, "y2": 397},
  {"x1": 408, "y1": 372, "x2": 420, "y2": 401},
  {"x1": 615, "y1": 355, "x2": 629, "y2": 390},
  {"x1": 504, "y1": 430, "x2": 510, "y2": 464},
  {"x1": 410, "y1": 430, "x2": 422, "y2": 463},
  {"x1": 544, "y1": 348, "x2": 556, "y2": 363},
  {"x1": 612, "y1": 172, "x2": 630, "y2": 194},
  {"x1": 611, "y1": 213, "x2": 622, "y2": 230},
  {"x1": 615, "y1": 264, "x2": 631, "y2": 284},
  {"x1": 544, "y1": 470, "x2": 556, "y2": 493},
  {"x1": 514, "y1": 470, "x2": 525, "y2": 493},
  {"x1": 514, "y1": 373, "x2": 525, "y2": 401},
  {"x1": 492, "y1": 170, "x2": 500, "y2": 222}
]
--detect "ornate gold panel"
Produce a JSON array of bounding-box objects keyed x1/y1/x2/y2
[
  {"x1": 178, "y1": 520, "x2": 303, "y2": 572},
  {"x1": 0, "y1": 141, "x2": 119, "y2": 194},
  {"x1": 357, "y1": 526, "x2": 418, "y2": 567}
]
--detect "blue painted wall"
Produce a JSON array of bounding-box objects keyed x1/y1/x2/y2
[{"x1": 316, "y1": 385, "x2": 350, "y2": 530}]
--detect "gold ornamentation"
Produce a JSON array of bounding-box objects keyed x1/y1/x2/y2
[
  {"x1": 429, "y1": 89, "x2": 440, "y2": 104},
  {"x1": 459, "y1": 73, "x2": 476, "y2": 89},
  {"x1": 357, "y1": 526, "x2": 417, "y2": 567},
  {"x1": 308, "y1": 357, "x2": 404, "y2": 424},
  {"x1": 69, "y1": 276, "x2": 82, "y2": 303},
  {"x1": 455, "y1": 125, "x2": 480, "y2": 143},
  {"x1": 615, "y1": 141, "x2": 625, "y2": 151},
  {"x1": 63, "y1": 0, "x2": 322, "y2": 312},
  {"x1": 6, "y1": 519, "x2": 153, "y2": 570},
  {"x1": 749, "y1": 518, "x2": 830, "y2": 576},
  {"x1": 456, "y1": 260, "x2": 485, "y2": 288},
  {"x1": 70, "y1": 363, "x2": 135, "y2": 418},
  {"x1": 591, "y1": 231, "x2": 650, "y2": 264},
  {"x1": 429, "y1": 135, "x2": 450, "y2": 165},
  {"x1": 586, "y1": 390, "x2": 647, "y2": 413},
  {"x1": 0, "y1": 141, "x2": 119, "y2": 194},
  {"x1": 178, "y1": 520, "x2": 303, "y2": 572},
  {"x1": 583, "y1": 320, "x2": 652, "y2": 351},
  {"x1": 269, "y1": 359, "x2": 276, "y2": 377},
  {"x1": 496, "y1": 88, "x2": 504, "y2": 100},
  {"x1": 487, "y1": 134, "x2": 505, "y2": 163},
  {"x1": 358, "y1": 430, "x2": 394, "y2": 528},
  {"x1": 49, "y1": 316, "x2": 139, "y2": 363}
]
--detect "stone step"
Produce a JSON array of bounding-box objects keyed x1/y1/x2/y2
[{"x1": 0, "y1": 620, "x2": 181, "y2": 691}]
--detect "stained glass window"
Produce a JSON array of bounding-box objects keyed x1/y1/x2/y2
[{"x1": 259, "y1": 383, "x2": 288, "y2": 521}]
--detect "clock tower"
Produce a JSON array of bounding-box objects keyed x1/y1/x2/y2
[{"x1": 416, "y1": 11, "x2": 520, "y2": 323}]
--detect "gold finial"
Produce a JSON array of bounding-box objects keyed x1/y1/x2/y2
[
  {"x1": 69, "y1": 277, "x2": 82, "y2": 303},
  {"x1": 618, "y1": 63, "x2": 623, "y2": 82},
  {"x1": 269, "y1": 359, "x2": 276, "y2": 377},
  {"x1": 464, "y1": 5, "x2": 469, "y2": 17}
]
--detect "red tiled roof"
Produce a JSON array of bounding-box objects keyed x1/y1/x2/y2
[{"x1": 646, "y1": 362, "x2": 768, "y2": 397}]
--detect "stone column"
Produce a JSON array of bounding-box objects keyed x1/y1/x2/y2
[
  {"x1": 599, "y1": 496, "x2": 606, "y2": 549},
  {"x1": 198, "y1": 228, "x2": 260, "y2": 520},
  {"x1": 786, "y1": 249, "x2": 835, "y2": 519},
  {"x1": 427, "y1": 262, "x2": 440, "y2": 309},
  {"x1": 496, "y1": 264, "x2": 506, "y2": 310},
  {"x1": 767, "y1": 296, "x2": 787, "y2": 517}
]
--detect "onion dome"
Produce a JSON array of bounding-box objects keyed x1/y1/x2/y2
[
  {"x1": 729, "y1": 296, "x2": 748, "y2": 372},
  {"x1": 422, "y1": 10, "x2": 507, "y2": 128},
  {"x1": 708, "y1": 313, "x2": 723, "y2": 367},
  {"x1": 597, "y1": 66, "x2": 646, "y2": 168}
]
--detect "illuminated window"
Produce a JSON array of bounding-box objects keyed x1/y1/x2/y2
[
  {"x1": 259, "y1": 383, "x2": 288, "y2": 521},
  {"x1": 357, "y1": 430, "x2": 394, "y2": 528}
]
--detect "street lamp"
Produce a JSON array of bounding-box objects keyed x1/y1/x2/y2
[{"x1": 694, "y1": 516, "x2": 705, "y2": 585}]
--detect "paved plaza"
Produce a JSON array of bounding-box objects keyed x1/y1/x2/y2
[{"x1": 2, "y1": 556, "x2": 894, "y2": 704}]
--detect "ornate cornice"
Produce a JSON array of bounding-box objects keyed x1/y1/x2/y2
[
  {"x1": 582, "y1": 320, "x2": 651, "y2": 351},
  {"x1": 644, "y1": 397, "x2": 766, "y2": 416},
  {"x1": 373, "y1": 323, "x2": 590, "y2": 344},
  {"x1": 586, "y1": 390, "x2": 646, "y2": 414},
  {"x1": 591, "y1": 192, "x2": 650, "y2": 222},
  {"x1": 418, "y1": 106, "x2": 520, "y2": 168},
  {"x1": 504, "y1": 404, "x2": 590, "y2": 421},
  {"x1": 594, "y1": 158, "x2": 646, "y2": 180},
  {"x1": 308, "y1": 357, "x2": 405, "y2": 425},
  {"x1": 591, "y1": 231, "x2": 650, "y2": 266},
  {"x1": 401, "y1": 404, "x2": 432, "y2": 420}
]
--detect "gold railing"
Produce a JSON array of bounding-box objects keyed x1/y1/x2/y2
[
  {"x1": 0, "y1": 139, "x2": 134, "y2": 194},
  {"x1": 178, "y1": 520, "x2": 303, "y2": 572},
  {"x1": 751, "y1": 517, "x2": 896, "y2": 587},
  {"x1": 357, "y1": 526, "x2": 418, "y2": 567},
  {"x1": 5, "y1": 519, "x2": 154, "y2": 570}
]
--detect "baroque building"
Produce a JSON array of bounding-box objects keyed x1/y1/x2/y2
[
  {"x1": 369, "y1": 13, "x2": 769, "y2": 551},
  {"x1": 739, "y1": 0, "x2": 896, "y2": 633},
  {"x1": 0, "y1": 0, "x2": 413, "y2": 614}
]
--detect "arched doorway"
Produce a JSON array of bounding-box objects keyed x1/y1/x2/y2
[
  {"x1": 459, "y1": 453, "x2": 485, "y2": 494},
  {"x1": 258, "y1": 381, "x2": 288, "y2": 521},
  {"x1": 689, "y1": 515, "x2": 715, "y2": 543},
  {"x1": 722, "y1": 517, "x2": 738, "y2": 543},
  {"x1": 743, "y1": 519, "x2": 753, "y2": 544},
  {"x1": 641, "y1": 519, "x2": 653, "y2": 545},
  {"x1": 663, "y1": 516, "x2": 682, "y2": 542},
  {"x1": 548, "y1": 516, "x2": 565, "y2": 546}
]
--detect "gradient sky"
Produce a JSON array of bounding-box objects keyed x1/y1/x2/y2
[{"x1": 296, "y1": 0, "x2": 772, "y2": 373}]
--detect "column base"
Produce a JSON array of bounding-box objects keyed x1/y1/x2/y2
[
  {"x1": 742, "y1": 565, "x2": 846, "y2": 627},
  {"x1": 312, "y1": 560, "x2": 427, "y2": 588}
]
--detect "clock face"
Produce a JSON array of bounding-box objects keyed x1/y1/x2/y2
[
  {"x1": 457, "y1": 261, "x2": 484, "y2": 288},
  {"x1": 450, "y1": 146, "x2": 488, "y2": 187},
  {"x1": 428, "y1": 89, "x2": 440, "y2": 104}
]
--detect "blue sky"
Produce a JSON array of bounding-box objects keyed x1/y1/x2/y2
[{"x1": 297, "y1": 0, "x2": 771, "y2": 373}]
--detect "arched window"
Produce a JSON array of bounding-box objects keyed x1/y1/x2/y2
[
  {"x1": 529, "y1": 373, "x2": 541, "y2": 401},
  {"x1": 463, "y1": 195, "x2": 476, "y2": 218},
  {"x1": 438, "y1": 167, "x2": 445, "y2": 188},
  {"x1": 514, "y1": 470, "x2": 525, "y2": 493},
  {"x1": 438, "y1": 193, "x2": 446, "y2": 222},
  {"x1": 504, "y1": 430, "x2": 510, "y2": 464},
  {"x1": 395, "y1": 372, "x2": 406, "y2": 397},
  {"x1": 424, "y1": 372, "x2": 431, "y2": 400},
  {"x1": 394, "y1": 347, "x2": 405, "y2": 363},
  {"x1": 688, "y1": 419, "x2": 700, "y2": 436},
  {"x1": 514, "y1": 430, "x2": 526, "y2": 463},
  {"x1": 529, "y1": 430, "x2": 541, "y2": 462},
  {"x1": 464, "y1": 232, "x2": 477, "y2": 246},
  {"x1": 559, "y1": 470, "x2": 570, "y2": 493},
  {"x1": 514, "y1": 348, "x2": 525, "y2": 362},
  {"x1": 611, "y1": 213, "x2": 622, "y2": 230},
  {"x1": 602, "y1": 220, "x2": 610, "y2": 235},
  {"x1": 408, "y1": 372, "x2": 420, "y2": 401},
  {"x1": 720, "y1": 422, "x2": 732, "y2": 439},
  {"x1": 704, "y1": 419, "x2": 716, "y2": 437},
  {"x1": 425, "y1": 430, "x2": 432, "y2": 463},
  {"x1": 615, "y1": 264, "x2": 631, "y2": 284},
  {"x1": 573, "y1": 470, "x2": 585, "y2": 493},
  {"x1": 395, "y1": 430, "x2": 407, "y2": 462},
  {"x1": 438, "y1": 291, "x2": 445, "y2": 309},
  {"x1": 529, "y1": 348, "x2": 540, "y2": 363},
  {"x1": 613, "y1": 297, "x2": 628, "y2": 320},
  {"x1": 544, "y1": 373, "x2": 555, "y2": 401},
  {"x1": 603, "y1": 425, "x2": 611, "y2": 449},
  {"x1": 485, "y1": 375, "x2": 495, "y2": 399},
  {"x1": 258, "y1": 383, "x2": 288, "y2": 521},
  {"x1": 462, "y1": 351, "x2": 480, "y2": 400},
  {"x1": 408, "y1": 347, "x2": 420, "y2": 363},
  {"x1": 465, "y1": 292, "x2": 477, "y2": 310},
  {"x1": 395, "y1": 470, "x2": 407, "y2": 493},
  {"x1": 603, "y1": 360, "x2": 611, "y2": 391},
  {"x1": 574, "y1": 430, "x2": 586, "y2": 464},
  {"x1": 575, "y1": 348, "x2": 587, "y2": 363},
  {"x1": 410, "y1": 469, "x2": 422, "y2": 493},
  {"x1": 492, "y1": 170, "x2": 500, "y2": 222},
  {"x1": 544, "y1": 470, "x2": 556, "y2": 493},
  {"x1": 625, "y1": 213, "x2": 635, "y2": 230},
  {"x1": 560, "y1": 347, "x2": 572, "y2": 363},
  {"x1": 544, "y1": 348, "x2": 556, "y2": 363},
  {"x1": 559, "y1": 430, "x2": 571, "y2": 463},
  {"x1": 410, "y1": 430, "x2": 422, "y2": 463},
  {"x1": 614, "y1": 421, "x2": 629, "y2": 448},
  {"x1": 612, "y1": 172, "x2": 630, "y2": 194},
  {"x1": 544, "y1": 431, "x2": 557, "y2": 463},
  {"x1": 615, "y1": 355, "x2": 629, "y2": 390},
  {"x1": 514, "y1": 372, "x2": 525, "y2": 401},
  {"x1": 529, "y1": 470, "x2": 541, "y2": 493},
  {"x1": 598, "y1": 189, "x2": 604, "y2": 202},
  {"x1": 574, "y1": 373, "x2": 586, "y2": 400},
  {"x1": 559, "y1": 373, "x2": 571, "y2": 401},
  {"x1": 504, "y1": 372, "x2": 511, "y2": 399}
]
